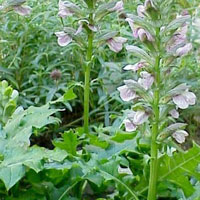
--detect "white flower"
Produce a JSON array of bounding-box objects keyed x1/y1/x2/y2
[
  {"x1": 123, "y1": 118, "x2": 137, "y2": 132},
  {"x1": 123, "y1": 61, "x2": 147, "y2": 72},
  {"x1": 125, "y1": 18, "x2": 154, "y2": 42},
  {"x1": 107, "y1": 37, "x2": 127, "y2": 53},
  {"x1": 169, "y1": 109, "x2": 179, "y2": 119},
  {"x1": 172, "y1": 130, "x2": 189, "y2": 143},
  {"x1": 13, "y1": 5, "x2": 31, "y2": 16},
  {"x1": 109, "y1": 1, "x2": 123, "y2": 12},
  {"x1": 55, "y1": 31, "x2": 72, "y2": 47},
  {"x1": 123, "y1": 110, "x2": 148, "y2": 132},
  {"x1": 138, "y1": 71, "x2": 154, "y2": 90},
  {"x1": 130, "y1": 110, "x2": 149, "y2": 125},
  {"x1": 175, "y1": 43, "x2": 192, "y2": 57},
  {"x1": 58, "y1": 0, "x2": 80, "y2": 18},
  {"x1": 75, "y1": 20, "x2": 97, "y2": 35},
  {"x1": 137, "y1": 5, "x2": 146, "y2": 18},
  {"x1": 172, "y1": 90, "x2": 196, "y2": 109},
  {"x1": 117, "y1": 85, "x2": 137, "y2": 102},
  {"x1": 58, "y1": 0, "x2": 72, "y2": 18}
]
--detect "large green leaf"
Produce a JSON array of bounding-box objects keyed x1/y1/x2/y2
[
  {"x1": 138, "y1": 144, "x2": 200, "y2": 197},
  {"x1": 4, "y1": 104, "x2": 60, "y2": 146},
  {"x1": 53, "y1": 130, "x2": 78, "y2": 156},
  {"x1": 158, "y1": 144, "x2": 200, "y2": 197},
  {"x1": 0, "y1": 103, "x2": 66, "y2": 190},
  {"x1": 0, "y1": 80, "x2": 18, "y2": 125},
  {"x1": 86, "y1": 137, "x2": 138, "y2": 160}
]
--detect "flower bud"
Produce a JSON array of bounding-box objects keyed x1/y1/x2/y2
[
  {"x1": 50, "y1": 70, "x2": 62, "y2": 81},
  {"x1": 108, "y1": 1, "x2": 123, "y2": 12},
  {"x1": 169, "y1": 109, "x2": 179, "y2": 119},
  {"x1": 55, "y1": 31, "x2": 72, "y2": 47}
]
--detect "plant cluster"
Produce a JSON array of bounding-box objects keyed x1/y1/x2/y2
[{"x1": 0, "y1": 0, "x2": 200, "y2": 199}]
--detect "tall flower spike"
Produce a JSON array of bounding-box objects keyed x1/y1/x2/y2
[
  {"x1": 55, "y1": 31, "x2": 72, "y2": 47},
  {"x1": 117, "y1": 84, "x2": 137, "y2": 102},
  {"x1": 13, "y1": 5, "x2": 31, "y2": 16},
  {"x1": 107, "y1": 37, "x2": 127, "y2": 52},
  {"x1": 172, "y1": 90, "x2": 196, "y2": 109},
  {"x1": 172, "y1": 130, "x2": 189, "y2": 143},
  {"x1": 109, "y1": 1, "x2": 123, "y2": 12}
]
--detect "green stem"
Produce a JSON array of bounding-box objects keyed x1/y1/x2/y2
[
  {"x1": 83, "y1": 13, "x2": 94, "y2": 134},
  {"x1": 147, "y1": 55, "x2": 161, "y2": 200}
]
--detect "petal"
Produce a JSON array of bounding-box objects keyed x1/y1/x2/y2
[
  {"x1": 117, "y1": 85, "x2": 136, "y2": 102},
  {"x1": 172, "y1": 95, "x2": 188, "y2": 109},
  {"x1": 133, "y1": 110, "x2": 148, "y2": 125},
  {"x1": 58, "y1": 9, "x2": 72, "y2": 18},
  {"x1": 123, "y1": 119, "x2": 137, "y2": 132},
  {"x1": 138, "y1": 29, "x2": 148, "y2": 42},
  {"x1": 140, "y1": 71, "x2": 151, "y2": 78},
  {"x1": 75, "y1": 24, "x2": 83, "y2": 35},
  {"x1": 125, "y1": 18, "x2": 138, "y2": 38},
  {"x1": 169, "y1": 109, "x2": 179, "y2": 119},
  {"x1": 59, "y1": 0, "x2": 66, "y2": 10},
  {"x1": 55, "y1": 31, "x2": 72, "y2": 47},
  {"x1": 124, "y1": 64, "x2": 138, "y2": 71},
  {"x1": 124, "y1": 61, "x2": 146, "y2": 72},
  {"x1": 107, "y1": 37, "x2": 127, "y2": 53},
  {"x1": 138, "y1": 72, "x2": 154, "y2": 90},
  {"x1": 175, "y1": 43, "x2": 192, "y2": 57},
  {"x1": 109, "y1": 1, "x2": 123, "y2": 12},
  {"x1": 183, "y1": 91, "x2": 196, "y2": 106},
  {"x1": 172, "y1": 130, "x2": 189, "y2": 143},
  {"x1": 13, "y1": 5, "x2": 31, "y2": 16},
  {"x1": 137, "y1": 5, "x2": 145, "y2": 17},
  {"x1": 88, "y1": 25, "x2": 98, "y2": 32}
]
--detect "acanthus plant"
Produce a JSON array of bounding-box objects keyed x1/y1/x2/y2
[
  {"x1": 117, "y1": 0, "x2": 197, "y2": 199},
  {"x1": 55, "y1": 0, "x2": 127, "y2": 134}
]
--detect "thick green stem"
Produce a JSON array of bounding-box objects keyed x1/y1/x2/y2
[
  {"x1": 147, "y1": 54, "x2": 161, "y2": 200},
  {"x1": 83, "y1": 21, "x2": 94, "y2": 134}
]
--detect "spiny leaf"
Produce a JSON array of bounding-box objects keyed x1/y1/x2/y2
[
  {"x1": 53, "y1": 130, "x2": 78, "y2": 156},
  {"x1": 138, "y1": 144, "x2": 200, "y2": 197},
  {"x1": 86, "y1": 137, "x2": 138, "y2": 160},
  {"x1": 158, "y1": 143, "x2": 200, "y2": 197}
]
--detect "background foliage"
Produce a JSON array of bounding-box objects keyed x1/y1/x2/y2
[{"x1": 1, "y1": 0, "x2": 200, "y2": 199}]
